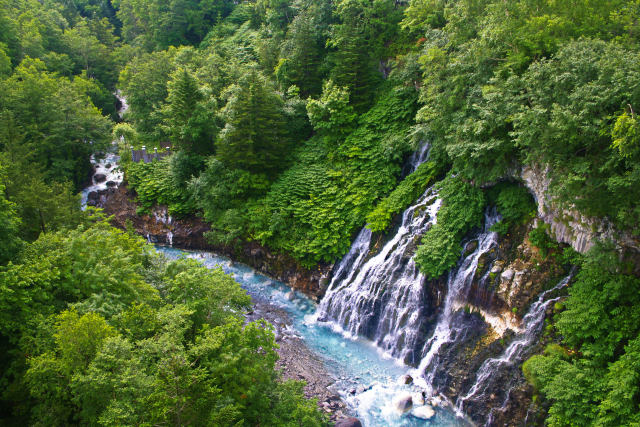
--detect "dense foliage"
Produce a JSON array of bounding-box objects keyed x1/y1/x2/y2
[
  {"x1": 414, "y1": 176, "x2": 486, "y2": 279},
  {"x1": 523, "y1": 244, "x2": 640, "y2": 426},
  {"x1": 0, "y1": 214, "x2": 326, "y2": 425},
  {"x1": 366, "y1": 160, "x2": 441, "y2": 233},
  {"x1": 3, "y1": 0, "x2": 640, "y2": 424}
]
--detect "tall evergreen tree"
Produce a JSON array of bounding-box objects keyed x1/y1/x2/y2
[
  {"x1": 216, "y1": 70, "x2": 289, "y2": 178},
  {"x1": 163, "y1": 67, "x2": 217, "y2": 154}
]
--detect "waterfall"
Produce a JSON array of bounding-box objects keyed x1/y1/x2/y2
[
  {"x1": 412, "y1": 210, "x2": 501, "y2": 392},
  {"x1": 115, "y1": 90, "x2": 129, "y2": 119},
  {"x1": 402, "y1": 141, "x2": 430, "y2": 176},
  {"x1": 315, "y1": 187, "x2": 441, "y2": 363},
  {"x1": 80, "y1": 152, "x2": 123, "y2": 208},
  {"x1": 314, "y1": 142, "x2": 438, "y2": 363},
  {"x1": 81, "y1": 92, "x2": 127, "y2": 208},
  {"x1": 455, "y1": 272, "x2": 573, "y2": 424}
]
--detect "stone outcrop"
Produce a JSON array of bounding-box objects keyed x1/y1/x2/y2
[
  {"x1": 521, "y1": 165, "x2": 640, "y2": 253},
  {"x1": 91, "y1": 185, "x2": 332, "y2": 300},
  {"x1": 334, "y1": 417, "x2": 362, "y2": 427}
]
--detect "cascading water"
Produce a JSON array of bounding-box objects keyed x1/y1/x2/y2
[
  {"x1": 80, "y1": 152, "x2": 123, "y2": 208},
  {"x1": 315, "y1": 187, "x2": 441, "y2": 363},
  {"x1": 455, "y1": 272, "x2": 573, "y2": 425},
  {"x1": 411, "y1": 210, "x2": 501, "y2": 392},
  {"x1": 315, "y1": 141, "x2": 438, "y2": 363},
  {"x1": 81, "y1": 92, "x2": 127, "y2": 208},
  {"x1": 403, "y1": 141, "x2": 431, "y2": 176}
]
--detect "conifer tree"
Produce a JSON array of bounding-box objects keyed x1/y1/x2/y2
[
  {"x1": 164, "y1": 67, "x2": 217, "y2": 154},
  {"x1": 216, "y1": 70, "x2": 289, "y2": 178}
]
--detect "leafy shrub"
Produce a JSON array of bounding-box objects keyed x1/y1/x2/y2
[
  {"x1": 366, "y1": 161, "x2": 441, "y2": 232},
  {"x1": 243, "y1": 86, "x2": 418, "y2": 266},
  {"x1": 528, "y1": 223, "x2": 558, "y2": 258},
  {"x1": 125, "y1": 155, "x2": 197, "y2": 217},
  {"x1": 487, "y1": 182, "x2": 536, "y2": 235},
  {"x1": 415, "y1": 176, "x2": 486, "y2": 278}
]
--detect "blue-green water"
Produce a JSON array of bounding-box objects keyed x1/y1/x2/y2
[{"x1": 157, "y1": 246, "x2": 467, "y2": 426}]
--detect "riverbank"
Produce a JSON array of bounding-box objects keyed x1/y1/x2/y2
[
  {"x1": 246, "y1": 298, "x2": 349, "y2": 421},
  {"x1": 88, "y1": 185, "x2": 333, "y2": 300},
  {"x1": 89, "y1": 184, "x2": 353, "y2": 422}
]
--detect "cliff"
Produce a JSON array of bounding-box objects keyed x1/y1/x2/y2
[{"x1": 521, "y1": 165, "x2": 640, "y2": 254}]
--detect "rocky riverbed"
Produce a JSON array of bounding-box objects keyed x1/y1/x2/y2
[{"x1": 246, "y1": 299, "x2": 350, "y2": 422}]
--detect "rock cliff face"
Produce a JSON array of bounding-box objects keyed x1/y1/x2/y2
[
  {"x1": 521, "y1": 165, "x2": 640, "y2": 253},
  {"x1": 426, "y1": 220, "x2": 568, "y2": 426},
  {"x1": 88, "y1": 185, "x2": 332, "y2": 300}
]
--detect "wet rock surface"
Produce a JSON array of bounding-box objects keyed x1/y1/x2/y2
[
  {"x1": 334, "y1": 417, "x2": 362, "y2": 427},
  {"x1": 93, "y1": 185, "x2": 332, "y2": 300}
]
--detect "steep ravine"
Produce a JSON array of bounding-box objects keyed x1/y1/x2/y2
[
  {"x1": 86, "y1": 158, "x2": 575, "y2": 426},
  {"x1": 94, "y1": 184, "x2": 567, "y2": 425}
]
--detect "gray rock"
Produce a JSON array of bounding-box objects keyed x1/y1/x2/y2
[
  {"x1": 490, "y1": 261, "x2": 504, "y2": 274},
  {"x1": 250, "y1": 248, "x2": 264, "y2": 257},
  {"x1": 106, "y1": 180, "x2": 117, "y2": 187},
  {"x1": 334, "y1": 417, "x2": 362, "y2": 427},
  {"x1": 464, "y1": 240, "x2": 478, "y2": 256},
  {"x1": 501, "y1": 269, "x2": 515, "y2": 282},
  {"x1": 94, "y1": 173, "x2": 107, "y2": 183},
  {"x1": 413, "y1": 405, "x2": 435, "y2": 420},
  {"x1": 522, "y1": 165, "x2": 640, "y2": 253},
  {"x1": 395, "y1": 395, "x2": 413, "y2": 413}
]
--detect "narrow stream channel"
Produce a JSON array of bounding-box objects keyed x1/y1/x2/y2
[{"x1": 156, "y1": 246, "x2": 467, "y2": 426}]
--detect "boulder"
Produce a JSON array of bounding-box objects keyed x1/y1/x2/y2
[
  {"x1": 501, "y1": 269, "x2": 515, "y2": 282},
  {"x1": 412, "y1": 405, "x2": 435, "y2": 420},
  {"x1": 464, "y1": 240, "x2": 478, "y2": 256},
  {"x1": 395, "y1": 394, "x2": 413, "y2": 413},
  {"x1": 106, "y1": 180, "x2": 117, "y2": 187},
  {"x1": 401, "y1": 374, "x2": 413, "y2": 385},
  {"x1": 94, "y1": 173, "x2": 107, "y2": 183},
  {"x1": 334, "y1": 417, "x2": 362, "y2": 427},
  {"x1": 490, "y1": 261, "x2": 504, "y2": 274},
  {"x1": 429, "y1": 395, "x2": 443, "y2": 407}
]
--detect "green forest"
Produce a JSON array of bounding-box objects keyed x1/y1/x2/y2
[{"x1": 1, "y1": 0, "x2": 640, "y2": 425}]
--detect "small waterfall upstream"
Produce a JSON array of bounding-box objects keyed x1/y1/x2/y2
[
  {"x1": 81, "y1": 92, "x2": 128, "y2": 208},
  {"x1": 412, "y1": 211, "x2": 501, "y2": 392},
  {"x1": 402, "y1": 142, "x2": 431, "y2": 176},
  {"x1": 80, "y1": 152, "x2": 123, "y2": 208},
  {"x1": 456, "y1": 273, "x2": 573, "y2": 425}
]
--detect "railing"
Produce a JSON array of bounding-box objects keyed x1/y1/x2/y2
[{"x1": 130, "y1": 145, "x2": 171, "y2": 163}]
